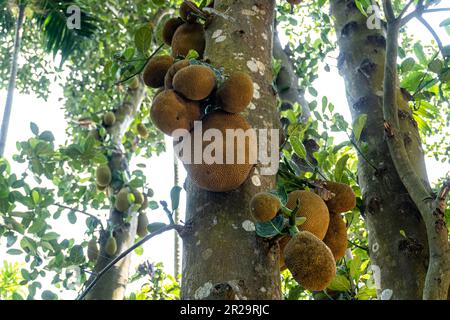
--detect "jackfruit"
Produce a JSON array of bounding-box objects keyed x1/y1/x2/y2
[
  {"x1": 288, "y1": 0, "x2": 302, "y2": 4},
  {"x1": 165, "y1": 59, "x2": 190, "y2": 89},
  {"x1": 115, "y1": 188, "x2": 131, "y2": 213},
  {"x1": 173, "y1": 65, "x2": 216, "y2": 100},
  {"x1": 96, "y1": 165, "x2": 112, "y2": 187},
  {"x1": 133, "y1": 189, "x2": 144, "y2": 205},
  {"x1": 105, "y1": 235, "x2": 118, "y2": 256},
  {"x1": 137, "y1": 212, "x2": 149, "y2": 238},
  {"x1": 250, "y1": 192, "x2": 281, "y2": 222},
  {"x1": 89, "y1": 129, "x2": 101, "y2": 141},
  {"x1": 217, "y1": 72, "x2": 254, "y2": 113},
  {"x1": 137, "y1": 123, "x2": 149, "y2": 138},
  {"x1": 284, "y1": 231, "x2": 336, "y2": 291},
  {"x1": 171, "y1": 23, "x2": 205, "y2": 58},
  {"x1": 286, "y1": 190, "x2": 330, "y2": 240},
  {"x1": 128, "y1": 76, "x2": 140, "y2": 90},
  {"x1": 324, "y1": 181, "x2": 356, "y2": 213},
  {"x1": 103, "y1": 112, "x2": 116, "y2": 127},
  {"x1": 151, "y1": 89, "x2": 201, "y2": 136},
  {"x1": 143, "y1": 55, "x2": 174, "y2": 88},
  {"x1": 323, "y1": 213, "x2": 348, "y2": 260},
  {"x1": 87, "y1": 238, "x2": 99, "y2": 262},
  {"x1": 96, "y1": 184, "x2": 107, "y2": 192},
  {"x1": 162, "y1": 17, "x2": 184, "y2": 45},
  {"x1": 180, "y1": 1, "x2": 199, "y2": 23},
  {"x1": 183, "y1": 111, "x2": 255, "y2": 192}
]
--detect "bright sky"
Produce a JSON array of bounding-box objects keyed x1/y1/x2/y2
[{"x1": 0, "y1": 3, "x2": 449, "y2": 299}]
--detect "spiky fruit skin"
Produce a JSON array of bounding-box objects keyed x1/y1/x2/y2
[
  {"x1": 87, "y1": 238, "x2": 99, "y2": 262},
  {"x1": 217, "y1": 72, "x2": 254, "y2": 113},
  {"x1": 250, "y1": 192, "x2": 281, "y2": 222},
  {"x1": 96, "y1": 184, "x2": 107, "y2": 192},
  {"x1": 323, "y1": 213, "x2": 348, "y2": 260},
  {"x1": 171, "y1": 23, "x2": 205, "y2": 58},
  {"x1": 284, "y1": 231, "x2": 336, "y2": 291},
  {"x1": 165, "y1": 59, "x2": 190, "y2": 89},
  {"x1": 324, "y1": 182, "x2": 356, "y2": 213},
  {"x1": 128, "y1": 77, "x2": 140, "y2": 90},
  {"x1": 183, "y1": 111, "x2": 255, "y2": 192},
  {"x1": 103, "y1": 112, "x2": 116, "y2": 126},
  {"x1": 179, "y1": 1, "x2": 199, "y2": 23},
  {"x1": 151, "y1": 90, "x2": 201, "y2": 136},
  {"x1": 137, "y1": 123, "x2": 149, "y2": 138},
  {"x1": 143, "y1": 55, "x2": 174, "y2": 88},
  {"x1": 133, "y1": 190, "x2": 144, "y2": 205},
  {"x1": 115, "y1": 188, "x2": 131, "y2": 213},
  {"x1": 286, "y1": 190, "x2": 330, "y2": 240},
  {"x1": 105, "y1": 236, "x2": 118, "y2": 256},
  {"x1": 287, "y1": 0, "x2": 302, "y2": 4},
  {"x1": 137, "y1": 212, "x2": 149, "y2": 238},
  {"x1": 173, "y1": 65, "x2": 216, "y2": 100},
  {"x1": 279, "y1": 235, "x2": 291, "y2": 271},
  {"x1": 96, "y1": 165, "x2": 112, "y2": 187},
  {"x1": 162, "y1": 17, "x2": 184, "y2": 45}
]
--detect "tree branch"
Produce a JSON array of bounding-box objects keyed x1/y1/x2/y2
[
  {"x1": 77, "y1": 224, "x2": 184, "y2": 300},
  {"x1": 383, "y1": 0, "x2": 397, "y2": 22},
  {"x1": 416, "y1": 14, "x2": 445, "y2": 58},
  {"x1": 382, "y1": 9, "x2": 449, "y2": 300},
  {"x1": 53, "y1": 203, "x2": 104, "y2": 230}
]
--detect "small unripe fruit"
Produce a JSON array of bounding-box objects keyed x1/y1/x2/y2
[
  {"x1": 137, "y1": 123, "x2": 149, "y2": 138},
  {"x1": 250, "y1": 192, "x2": 281, "y2": 222},
  {"x1": 115, "y1": 188, "x2": 131, "y2": 213},
  {"x1": 133, "y1": 189, "x2": 144, "y2": 205},
  {"x1": 137, "y1": 212, "x2": 149, "y2": 238},
  {"x1": 103, "y1": 112, "x2": 116, "y2": 126},
  {"x1": 105, "y1": 236, "x2": 117, "y2": 256},
  {"x1": 96, "y1": 165, "x2": 112, "y2": 187}
]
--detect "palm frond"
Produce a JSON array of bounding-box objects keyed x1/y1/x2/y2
[{"x1": 33, "y1": 0, "x2": 98, "y2": 65}]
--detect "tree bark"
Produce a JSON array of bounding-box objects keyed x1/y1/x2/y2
[
  {"x1": 85, "y1": 81, "x2": 146, "y2": 300},
  {"x1": 181, "y1": 0, "x2": 281, "y2": 300},
  {"x1": 330, "y1": 0, "x2": 430, "y2": 299},
  {"x1": 0, "y1": 3, "x2": 26, "y2": 157},
  {"x1": 174, "y1": 156, "x2": 181, "y2": 280}
]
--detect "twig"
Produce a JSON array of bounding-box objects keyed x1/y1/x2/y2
[
  {"x1": 348, "y1": 239, "x2": 369, "y2": 252},
  {"x1": 115, "y1": 43, "x2": 164, "y2": 85},
  {"x1": 77, "y1": 224, "x2": 183, "y2": 300},
  {"x1": 346, "y1": 132, "x2": 379, "y2": 172},
  {"x1": 416, "y1": 15, "x2": 445, "y2": 58},
  {"x1": 53, "y1": 203, "x2": 104, "y2": 230}
]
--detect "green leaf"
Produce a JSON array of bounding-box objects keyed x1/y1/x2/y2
[
  {"x1": 290, "y1": 137, "x2": 307, "y2": 160},
  {"x1": 413, "y1": 43, "x2": 427, "y2": 65},
  {"x1": 148, "y1": 200, "x2": 159, "y2": 210},
  {"x1": 31, "y1": 190, "x2": 40, "y2": 205},
  {"x1": 69, "y1": 245, "x2": 85, "y2": 264},
  {"x1": 41, "y1": 290, "x2": 58, "y2": 300},
  {"x1": 7, "y1": 249, "x2": 23, "y2": 255},
  {"x1": 68, "y1": 211, "x2": 77, "y2": 224},
  {"x1": 353, "y1": 114, "x2": 367, "y2": 142},
  {"x1": 255, "y1": 215, "x2": 286, "y2": 238},
  {"x1": 147, "y1": 222, "x2": 167, "y2": 233},
  {"x1": 41, "y1": 232, "x2": 60, "y2": 241},
  {"x1": 335, "y1": 155, "x2": 349, "y2": 183},
  {"x1": 439, "y1": 18, "x2": 450, "y2": 27},
  {"x1": 30, "y1": 122, "x2": 39, "y2": 135},
  {"x1": 170, "y1": 186, "x2": 182, "y2": 211},
  {"x1": 134, "y1": 26, "x2": 152, "y2": 55},
  {"x1": 39, "y1": 131, "x2": 55, "y2": 142},
  {"x1": 401, "y1": 57, "x2": 415, "y2": 73},
  {"x1": 327, "y1": 274, "x2": 351, "y2": 292}
]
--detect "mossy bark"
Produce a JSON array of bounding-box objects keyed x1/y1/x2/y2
[
  {"x1": 85, "y1": 82, "x2": 146, "y2": 300},
  {"x1": 330, "y1": 0, "x2": 430, "y2": 299},
  {"x1": 181, "y1": 0, "x2": 281, "y2": 300}
]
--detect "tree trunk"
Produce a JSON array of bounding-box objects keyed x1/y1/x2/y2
[
  {"x1": 85, "y1": 81, "x2": 146, "y2": 300},
  {"x1": 0, "y1": 3, "x2": 26, "y2": 157},
  {"x1": 174, "y1": 156, "x2": 181, "y2": 280},
  {"x1": 330, "y1": 0, "x2": 430, "y2": 299},
  {"x1": 181, "y1": 0, "x2": 281, "y2": 300}
]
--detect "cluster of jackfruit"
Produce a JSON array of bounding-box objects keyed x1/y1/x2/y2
[
  {"x1": 140, "y1": 1, "x2": 256, "y2": 193},
  {"x1": 250, "y1": 182, "x2": 356, "y2": 292}
]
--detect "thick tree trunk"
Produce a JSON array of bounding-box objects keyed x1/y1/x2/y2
[
  {"x1": 330, "y1": 0, "x2": 430, "y2": 299},
  {"x1": 85, "y1": 81, "x2": 146, "y2": 300},
  {"x1": 174, "y1": 157, "x2": 181, "y2": 280},
  {"x1": 0, "y1": 3, "x2": 26, "y2": 157},
  {"x1": 181, "y1": 0, "x2": 281, "y2": 300}
]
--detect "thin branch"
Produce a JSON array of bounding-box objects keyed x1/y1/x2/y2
[
  {"x1": 383, "y1": 0, "x2": 396, "y2": 22},
  {"x1": 77, "y1": 224, "x2": 183, "y2": 300},
  {"x1": 398, "y1": 0, "x2": 415, "y2": 19},
  {"x1": 423, "y1": 8, "x2": 450, "y2": 14},
  {"x1": 416, "y1": 15, "x2": 445, "y2": 58},
  {"x1": 53, "y1": 203, "x2": 104, "y2": 230}
]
